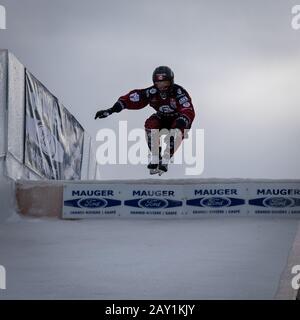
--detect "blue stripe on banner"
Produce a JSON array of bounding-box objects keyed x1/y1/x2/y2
[
  {"x1": 124, "y1": 198, "x2": 182, "y2": 209},
  {"x1": 249, "y1": 197, "x2": 300, "y2": 208},
  {"x1": 64, "y1": 198, "x2": 121, "y2": 209},
  {"x1": 186, "y1": 197, "x2": 245, "y2": 208}
]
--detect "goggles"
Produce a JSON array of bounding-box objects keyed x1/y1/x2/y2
[{"x1": 154, "y1": 80, "x2": 171, "y2": 91}]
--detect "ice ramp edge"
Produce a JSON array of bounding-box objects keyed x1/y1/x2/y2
[
  {"x1": 15, "y1": 179, "x2": 300, "y2": 219},
  {"x1": 275, "y1": 222, "x2": 300, "y2": 300}
]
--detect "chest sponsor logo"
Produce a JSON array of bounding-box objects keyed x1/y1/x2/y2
[
  {"x1": 159, "y1": 105, "x2": 176, "y2": 113},
  {"x1": 170, "y1": 98, "x2": 177, "y2": 108}
]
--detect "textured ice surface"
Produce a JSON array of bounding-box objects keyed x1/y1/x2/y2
[{"x1": 0, "y1": 217, "x2": 297, "y2": 299}]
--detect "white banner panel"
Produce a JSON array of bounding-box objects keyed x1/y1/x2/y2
[
  {"x1": 63, "y1": 180, "x2": 300, "y2": 219},
  {"x1": 185, "y1": 183, "x2": 247, "y2": 216},
  {"x1": 63, "y1": 184, "x2": 122, "y2": 218},
  {"x1": 119, "y1": 184, "x2": 184, "y2": 218},
  {"x1": 248, "y1": 182, "x2": 300, "y2": 216}
]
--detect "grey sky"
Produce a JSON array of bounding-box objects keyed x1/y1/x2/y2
[{"x1": 1, "y1": 0, "x2": 300, "y2": 179}]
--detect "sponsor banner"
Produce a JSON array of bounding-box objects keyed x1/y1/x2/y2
[
  {"x1": 122, "y1": 185, "x2": 183, "y2": 217},
  {"x1": 25, "y1": 71, "x2": 84, "y2": 179},
  {"x1": 63, "y1": 184, "x2": 184, "y2": 219},
  {"x1": 248, "y1": 182, "x2": 300, "y2": 215},
  {"x1": 63, "y1": 184, "x2": 122, "y2": 218},
  {"x1": 185, "y1": 184, "x2": 247, "y2": 216},
  {"x1": 63, "y1": 182, "x2": 300, "y2": 219}
]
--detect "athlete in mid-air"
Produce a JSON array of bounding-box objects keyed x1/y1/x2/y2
[{"x1": 95, "y1": 66, "x2": 195, "y2": 175}]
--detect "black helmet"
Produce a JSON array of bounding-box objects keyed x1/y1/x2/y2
[{"x1": 152, "y1": 66, "x2": 174, "y2": 85}]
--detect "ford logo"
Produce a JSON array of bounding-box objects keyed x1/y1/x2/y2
[
  {"x1": 78, "y1": 198, "x2": 107, "y2": 208},
  {"x1": 263, "y1": 197, "x2": 294, "y2": 208},
  {"x1": 138, "y1": 198, "x2": 168, "y2": 209},
  {"x1": 200, "y1": 197, "x2": 231, "y2": 208}
]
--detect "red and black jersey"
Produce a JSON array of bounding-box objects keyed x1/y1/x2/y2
[{"x1": 117, "y1": 84, "x2": 195, "y2": 126}]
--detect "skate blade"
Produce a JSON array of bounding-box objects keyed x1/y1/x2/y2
[
  {"x1": 158, "y1": 169, "x2": 168, "y2": 176},
  {"x1": 149, "y1": 169, "x2": 160, "y2": 175}
]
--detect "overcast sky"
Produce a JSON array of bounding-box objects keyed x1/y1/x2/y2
[{"x1": 1, "y1": 0, "x2": 300, "y2": 179}]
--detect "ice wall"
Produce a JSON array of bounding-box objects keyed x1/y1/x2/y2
[
  {"x1": 0, "y1": 50, "x2": 7, "y2": 177},
  {"x1": 0, "y1": 49, "x2": 101, "y2": 181},
  {"x1": 0, "y1": 177, "x2": 15, "y2": 222}
]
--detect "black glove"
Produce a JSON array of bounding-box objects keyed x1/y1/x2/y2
[
  {"x1": 94, "y1": 101, "x2": 124, "y2": 120},
  {"x1": 94, "y1": 109, "x2": 112, "y2": 119},
  {"x1": 175, "y1": 116, "x2": 190, "y2": 129}
]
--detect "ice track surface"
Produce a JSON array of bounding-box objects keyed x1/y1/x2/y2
[{"x1": 0, "y1": 216, "x2": 298, "y2": 299}]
